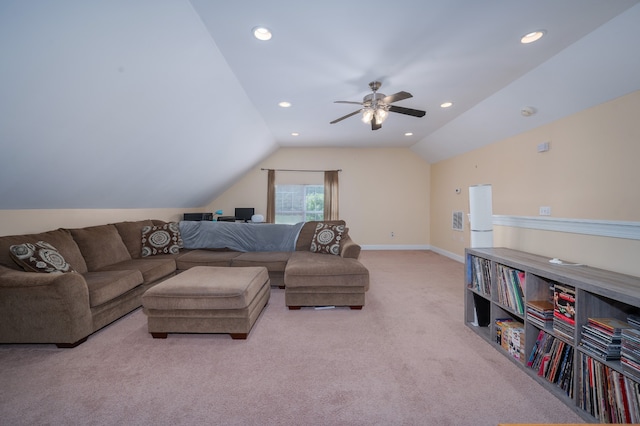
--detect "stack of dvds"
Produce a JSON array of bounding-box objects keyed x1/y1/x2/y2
[
  {"x1": 580, "y1": 318, "x2": 632, "y2": 361},
  {"x1": 526, "y1": 300, "x2": 554, "y2": 329},
  {"x1": 628, "y1": 314, "x2": 640, "y2": 329},
  {"x1": 621, "y1": 315, "x2": 640, "y2": 380},
  {"x1": 553, "y1": 284, "x2": 576, "y2": 342}
]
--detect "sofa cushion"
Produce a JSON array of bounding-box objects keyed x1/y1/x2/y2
[
  {"x1": 295, "y1": 220, "x2": 346, "y2": 251},
  {"x1": 310, "y1": 223, "x2": 345, "y2": 255},
  {"x1": 70, "y1": 224, "x2": 131, "y2": 271},
  {"x1": 97, "y1": 258, "x2": 176, "y2": 285},
  {"x1": 141, "y1": 222, "x2": 183, "y2": 257},
  {"x1": 175, "y1": 250, "x2": 241, "y2": 270},
  {"x1": 83, "y1": 269, "x2": 144, "y2": 307},
  {"x1": 9, "y1": 241, "x2": 75, "y2": 273},
  {"x1": 142, "y1": 266, "x2": 269, "y2": 311},
  {"x1": 231, "y1": 251, "x2": 291, "y2": 272},
  {"x1": 0, "y1": 228, "x2": 88, "y2": 273},
  {"x1": 114, "y1": 220, "x2": 154, "y2": 259},
  {"x1": 284, "y1": 251, "x2": 369, "y2": 290}
]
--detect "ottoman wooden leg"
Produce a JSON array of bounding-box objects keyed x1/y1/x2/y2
[
  {"x1": 229, "y1": 333, "x2": 248, "y2": 340},
  {"x1": 288, "y1": 306, "x2": 302, "y2": 310},
  {"x1": 349, "y1": 306, "x2": 363, "y2": 310},
  {"x1": 151, "y1": 332, "x2": 168, "y2": 339}
]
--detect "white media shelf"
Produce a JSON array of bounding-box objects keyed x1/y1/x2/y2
[{"x1": 464, "y1": 247, "x2": 640, "y2": 423}]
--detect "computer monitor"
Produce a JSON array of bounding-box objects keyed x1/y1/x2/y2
[{"x1": 234, "y1": 207, "x2": 255, "y2": 222}]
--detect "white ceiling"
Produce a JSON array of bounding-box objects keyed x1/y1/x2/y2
[{"x1": 0, "y1": 1, "x2": 639, "y2": 209}]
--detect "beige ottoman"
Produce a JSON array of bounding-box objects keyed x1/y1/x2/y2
[
  {"x1": 284, "y1": 252, "x2": 369, "y2": 310},
  {"x1": 142, "y1": 266, "x2": 270, "y2": 339}
]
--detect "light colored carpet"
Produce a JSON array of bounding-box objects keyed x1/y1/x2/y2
[{"x1": 0, "y1": 250, "x2": 585, "y2": 425}]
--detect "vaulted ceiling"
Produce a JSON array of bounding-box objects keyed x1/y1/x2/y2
[{"x1": 1, "y1": 1, "x2": 639, "y2": 209}]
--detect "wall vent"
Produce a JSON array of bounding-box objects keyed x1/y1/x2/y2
[{"x1": 452, "y1": 211, "x2": 464, "y2": 231}]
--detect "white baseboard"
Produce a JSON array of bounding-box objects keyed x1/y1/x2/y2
[
  {"x1": 361, "y1": 244, "x2": 430, "y2": 251},
  {"x1": 360, "y1": 244, "x2": 464, "y2": 263},
  {"x1": 429, "y1": 246, "x2": 464, "y2": 263}
]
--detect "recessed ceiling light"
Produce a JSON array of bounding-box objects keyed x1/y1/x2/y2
[
  {"x1": 404, "y1": 132, "x2": 413, "y2": 136},
  {"x1": 440, "y1": 102, "x2": 453, "y2": 108},
  {"x1": 291, "y1": 132, "x2": 299, "y2": 136},
  {"x1": 253, "y1": 26, "x2": 272, "y2": 41},
  {"x1": 520, "y1": 30, "x2": 546, "y2": 44},
  {"x1": 278, "y1": 101, "x2": 291, "y2": 108}
]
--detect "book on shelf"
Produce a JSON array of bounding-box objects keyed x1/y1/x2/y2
[
  {"x1": 469, "y1": 256, "x2": 491, "y2": 296},
  {"x1": 553, "y1": 284, "x2": 575, "y2": 342},
  {"x1": 526, "y1": 300, "x2": 554, "y2": 329},
  {"x1": 553, "y1": 284, "x2": 575, "y2": 325},
  {"x1": 496, "y1": 319, "x2": 524, "y2": 362},
  {"x1": 495, "y1": 318, "x2": 513, "y2": 345},
  {"x1": 496, "y1": 264, "x2": 525, "y2": 315},
  {"x1": 579, "y1": 352, "x2": 640, "y2": 423},
  {"x1": 526, "y1": 329, "x2": 574, "y2": 396}
]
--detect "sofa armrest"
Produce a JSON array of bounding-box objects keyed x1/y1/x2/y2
[
  {"x1": 0, "y1": 268, "x2": 93, "y2": 345},
  {"x1": 340, "y1": 236, "x2": 361, "y2": 259}
]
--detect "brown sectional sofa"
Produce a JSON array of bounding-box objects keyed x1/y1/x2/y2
[{"x1": 0, "y1": 219, "x2": 368, "y2": 347}]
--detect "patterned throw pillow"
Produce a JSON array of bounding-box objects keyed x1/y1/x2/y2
[
  {"x1": 141, "y1": 222, "x2": 183, "y2": 257},
  {"x1": 310, "y1": 223, "x2": 345, "y2": 255},
  {"x1": 9, "y1": 241, "x2": 74, "y2": 273}
]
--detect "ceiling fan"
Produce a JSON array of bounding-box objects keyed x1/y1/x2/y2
[{"x1": 330, "y1": 81, "x2": 426, "y2": 130}]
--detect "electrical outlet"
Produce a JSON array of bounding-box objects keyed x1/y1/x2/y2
[
  {"x1": 390, "y1": 231, "x2": 395, "y2": 238},
  {"x1": 539, "y1": 206, "x2": 551, "y2": 216}
]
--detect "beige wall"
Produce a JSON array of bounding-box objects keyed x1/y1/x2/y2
[
  {"x1": 430, "y1": 90, "x2": 640, "y2": 277},
  {"x1": 0, "y1": 208, "x2": 190, "y2": 236},
  {"x1": 204, "y1": 147, "x2": 431, "y2": 247},
  {"x1": 0, "y1": 148, "x2": 430, "y2": 247}
]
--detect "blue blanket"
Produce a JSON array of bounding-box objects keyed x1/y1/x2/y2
[{"x1": 179, "y1": 221, "x2": 305, "y2": 252}]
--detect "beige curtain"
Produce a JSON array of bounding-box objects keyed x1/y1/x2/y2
[
  {"x1": 323, "y1": 170, "x2": 339, "y2": 220},
  {"x1": 266, "y1": 169, "x2": 276, "y2": 223}
]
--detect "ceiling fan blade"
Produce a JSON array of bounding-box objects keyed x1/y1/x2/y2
[
  {"x1": 389, "y1": 105, "x2": 426, "y2": 118},
  {"x1": 382, "y1": 91, "x2": 412, "y2": 104},
  {"x1": 330, "y1": 109, "x2": 361, "y2": 124},
  {"x1": 334, "y1": 101, "x2": 364, "y2": 105}
]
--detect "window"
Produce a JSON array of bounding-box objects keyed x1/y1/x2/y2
[{"x1": 275, "y1": 184, "x2": 323, "y2": 224}]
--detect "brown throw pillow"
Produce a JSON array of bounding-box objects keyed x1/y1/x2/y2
[
  {"x1": 9, "y1": 241, "x2": 74, "y2": 273},
  {"x1": 310, "y1": 223, "x2": 345, "y2": 255},
  {"x1": 141, "y1": 222, "x2": 183, "y2": 257}
]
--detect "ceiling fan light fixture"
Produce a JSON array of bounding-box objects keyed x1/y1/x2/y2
[
  {"x1": 520, "y1": 30, "x2": 546, "y2": 44},
  {"x1": 374, "y1": 107, "x2": 388, "y2": 123},
  {"x1": 331, "y1": 81, "x2": 426, "y2": 130},
  {"x1": 253, "y1": 26, "x2": 272, "y2": 41},
  {"x1": 361, "y1": 108, "x2": 374, "y2": 123}
]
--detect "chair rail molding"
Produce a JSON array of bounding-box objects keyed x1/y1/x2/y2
[{"x1": 492, "y1": 215, "x2": 640, "y2": 241}]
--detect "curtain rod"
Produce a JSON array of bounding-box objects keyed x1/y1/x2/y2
[{"x1": 260, "y1": 168, "x2": 342, "y2": 172}]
